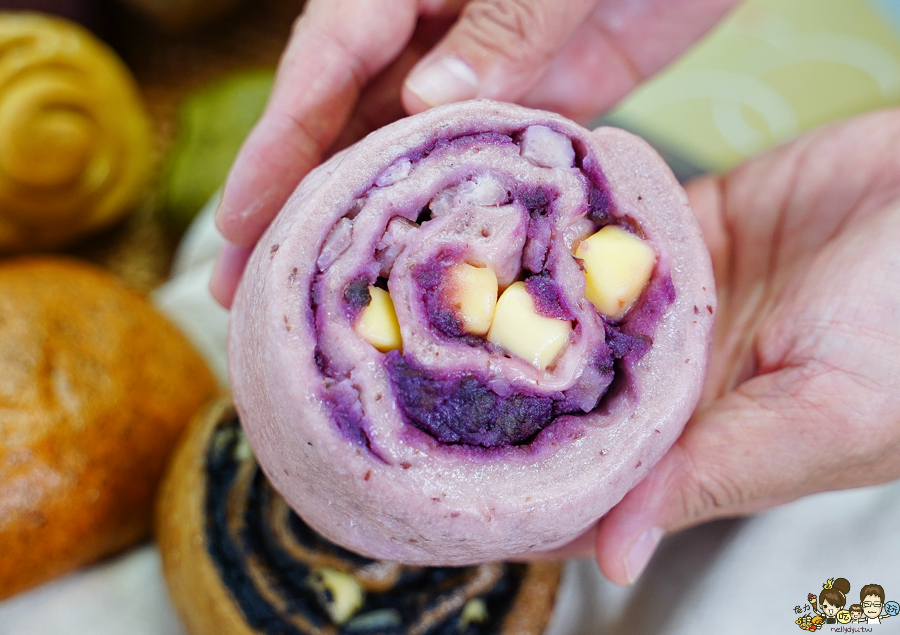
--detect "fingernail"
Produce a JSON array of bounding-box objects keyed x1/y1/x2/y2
[
  {"x1": 209, "y1": 242, "x2": 252, "y2": 310},
  {"x1": 405, "y1": 57, "x2": 479, "y2": 107},
  {"x1": 213, "y1": 198, "x2": 229, "y2": 235},
  {"x1": 624, "y1": 527, "x2": 663, "y2": 584},
  {"x1": 209, "y1": 250, "x2": 232, "y2": 309}
]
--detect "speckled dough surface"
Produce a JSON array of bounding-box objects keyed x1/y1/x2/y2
[{"x1": 229, "y1": 100, "x2": 715, "y2": 565}]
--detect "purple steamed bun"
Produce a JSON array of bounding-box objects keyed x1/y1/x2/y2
[{"x1": 229, "y1": 100, "x2": 715, "y2": 565}]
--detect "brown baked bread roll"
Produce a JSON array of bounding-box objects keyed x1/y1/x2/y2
[
  {"x1": 0, "y1": 256, "x2": 219, "y2": 600},
  {"x1": 0, "y1": 13, "x2": 154, "y2": 253},
  {"x1": 157, "y1": 397, "x2": 562, "y2": 635}
]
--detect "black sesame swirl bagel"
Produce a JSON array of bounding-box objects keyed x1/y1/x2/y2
[
  {"x1": 157, "y1": 399, "x2": 562, "y2": 635},
  {"x1": 229, "y1": 100, "x2": 716, "y2": 564}
]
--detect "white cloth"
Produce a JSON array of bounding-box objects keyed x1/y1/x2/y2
[
  {"x1": 548, "y1": 483, "x2": 900, "y2": 635},
  {"x1": 2, "y1": 199, "x2": 899, "y2": 634},
  {"x1": 0, "y1": 545, "x2": 186, "y2": 635},
  {"x1": 152, "y1": 193, "x2": 229, "y2": 386}
]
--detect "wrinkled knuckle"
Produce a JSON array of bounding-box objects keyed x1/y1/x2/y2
[
  {"x1": 459, "y1": 0, "x2": 550, "y2": 61},
  {"x1": 679, "y1": 464, "x2": 748, "y2": 526},
  {"x1": 273, "y1": 110, "x2": 325, "y2": 166}
]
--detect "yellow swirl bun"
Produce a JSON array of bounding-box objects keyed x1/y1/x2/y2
[{"x1": 0, "y1": 13, "x2": 153, "y2": 252}]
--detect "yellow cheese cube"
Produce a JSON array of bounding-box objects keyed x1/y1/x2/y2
[
  {"x1": 355, "y1": 286, "x2": 402, "y2": 352},
  {"x1": 487, "y1": 282, "x2": 571, "y2": 370},
  {"x1": 575, "y1": 226, "x2": 655, "y2": 320},
  {"x1": 461, "y1": 598, "x2": 489, "y2": 625},
  {"x1": 310, "y1": 568, "x2": 364, "y2": 624},
  {"x1": 445, "y1": 263, "x2": 498, "y2": 335}
]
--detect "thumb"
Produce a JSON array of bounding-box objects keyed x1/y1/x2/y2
[
  {"x1": 402, "y1": 0, "x2": 597, "y2": 112},
  {"x1": 593, "y1": 372, "x2": 820, "y2": 586}
]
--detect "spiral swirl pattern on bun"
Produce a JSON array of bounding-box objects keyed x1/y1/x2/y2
[
  {"x1": 230, "y1": 101, "x2": 716, "y2": 564},
  {"x1": 0, "y1": 13, "x2": 153, "y2": 252}
]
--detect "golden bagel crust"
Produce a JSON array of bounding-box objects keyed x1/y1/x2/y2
[
  {"x1": 156, "y1": 399, "x2": 257, "y2": 635},
  {"x1": 0, "y1": 256, "x2": 218, "y2": 599},
  {"x1": 157, "y1": 398, "x2": 561, "y2": 635}
]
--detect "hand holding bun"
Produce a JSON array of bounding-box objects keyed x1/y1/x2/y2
[
  {"x1": 0, "y1": 257, "x2": 218, "y2": 599},
  {"x1": 230, "y1": 101, "x2": 715, "y2": 565},
  {"x1": 0, "y1": 13, "x2": 153, "y2": 252}
]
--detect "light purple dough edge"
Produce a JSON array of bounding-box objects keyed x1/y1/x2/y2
[{"x1": 228, "y1": 100, "x2": 716, "y2": 565}]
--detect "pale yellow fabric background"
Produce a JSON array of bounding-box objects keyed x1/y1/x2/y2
[{"x1": 611, "y1": 0, "x2": 900, "y2": 171}]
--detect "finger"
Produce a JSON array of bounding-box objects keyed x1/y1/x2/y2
[
  {"x1": 683, "y1": 175, "x2": 748, "y2": 407},
  {"x1": 402, "y1": 0, "x2": 599, "y2": 113},
  {"x1": 518, "y1": 525, "x2": 597, "y2": 561},
  {"x1": 683, "y1": 176, "x2": 730, "y2": 290},
  {"x1": 403, "y1": 0, "x2": 739, "y2": 118},
  {"x1": 210, "y1": 242, "x2": 253, "y2": 309},
  {"x1": 329, "y1": 18, "x2": 452, "y2": 153},
  {"x1": 593, "y1": 382, "x2": 790, "y2": 585},
  {"x1": 216, "y1": 0, "x2": 419, "y2": 248},
  {"x1": 522, "y1": 0, "x2": 739, "y2": 121},
  {"x1": 592, "y1": 362, "x2": 876, "y2": 586}
]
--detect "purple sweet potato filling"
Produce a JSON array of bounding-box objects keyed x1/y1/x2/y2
[
  {"x1": 386, "y1": 352, "x2": 555, "y2": 446},
  {"x1": 310, "y1": 128, "x2": 675, "y2": 449},
  {"x1": 524, "y1": 272, "x2": 574, "y2": 321},
  {"x1": 384, "y1": 277, "x2": 673, "y2": 447},
  {"x1": 415, "y1": 251, "x2": 473, "y2": 341},
  {"x1": 400, "y1": 130, "x2": 515, "y2": 165},
  {"x1": 519, "y1": 186, "x2": 556, "y2": 273},
  {"x1": 343, "y1": 277, "x2": 372, "y2": 313}
]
